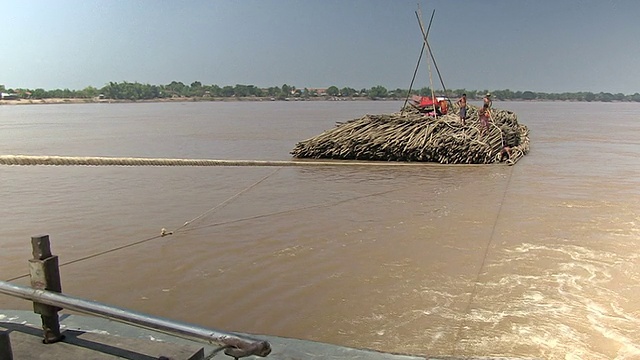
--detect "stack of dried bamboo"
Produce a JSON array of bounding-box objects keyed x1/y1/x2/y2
[{"x1": 290, "y1": 104, "x2": 530, "y2": 165}]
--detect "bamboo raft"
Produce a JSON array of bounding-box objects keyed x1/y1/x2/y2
[{"x1": 291, "y1": 104, "x2": 530, "y2": 165}]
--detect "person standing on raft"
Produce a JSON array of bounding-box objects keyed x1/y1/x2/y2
[
  {"x1": 479, "y1": 93, "x2": 492, "y2": 136},
  {"x1": 479, "y1": 106, "x2": 490, "y2": 136},
  {"x1": 483, "y1": 92, "x2": 492, "y2": 109},
  {"x1": 456, "y1": 93, "x2": 467, "y2": 125}
]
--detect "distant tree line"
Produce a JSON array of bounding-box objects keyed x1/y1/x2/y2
[{"x1": 2, "y1": 82, "x2": 639, "y2": 102}]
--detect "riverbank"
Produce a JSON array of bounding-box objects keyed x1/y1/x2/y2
[
  {"x1": 0, "y1": 96, "x2": 379, "y2": 106},
  {"x1": 2, "y1": 97, "x2": 634, "y2": 106}
]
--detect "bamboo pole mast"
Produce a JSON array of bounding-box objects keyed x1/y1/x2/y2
[
  {"x1": 416, "y1": 7, "x2": 437, "y2": 118},
  {"x1": 401, "y1": 9, "x2": 435, "y2": 114},
  {"x1": 401, "y1": 42, "x2": 425, "y2": 114},
  {"x1": 415, "y1": 7, "x2": 453, "y2": 107}
]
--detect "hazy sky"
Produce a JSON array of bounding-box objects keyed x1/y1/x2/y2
[{"x1": 2, "y1": 0, "x2": 638, "y2": 94}]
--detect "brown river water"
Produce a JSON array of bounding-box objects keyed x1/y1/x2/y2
[{"x1": 1, "y1": 100, "x2": 639, "y2": 359}]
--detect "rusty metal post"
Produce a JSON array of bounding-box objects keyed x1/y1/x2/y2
[
  {"x1": 0, "y1": 330, "x2": 13, "y2": 360},
  {"x1": 28, "y1": 234, "x2": 64, "y2": 343}
]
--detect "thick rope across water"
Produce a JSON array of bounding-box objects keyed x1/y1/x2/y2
[{"x1": 0, "y1": 155, "x2": 445, "y2": 167}]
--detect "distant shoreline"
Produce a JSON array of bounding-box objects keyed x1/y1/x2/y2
[
  {"x1": 0, "y1": 96, "x2": 378, "y2": 106},
  {"x1": 0, "y1": 96, "x2": 632, "y2": 106}
]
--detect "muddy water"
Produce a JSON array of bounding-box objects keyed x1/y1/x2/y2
[{"x1": 1, "y1": 100, "x2": 639, "y2": 359}]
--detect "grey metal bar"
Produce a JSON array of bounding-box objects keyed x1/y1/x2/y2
[
  {"x1": 0, "y1": 330, "x2": 14, "y2": 360},
  {"x1": 0, "y1": 281, "x2": 270, "y2": 358}
]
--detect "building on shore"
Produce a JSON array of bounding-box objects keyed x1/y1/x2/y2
[{"x1": 0, "y1": 92, "x2": 19, "y2": 100}]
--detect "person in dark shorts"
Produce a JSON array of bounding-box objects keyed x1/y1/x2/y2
[
  {"x1": 456, "y1": 93, "x2": 467, "y2": 125},
  {"x1": 479, "y1": 93, "x2": 492, "y2": 136},
  {"x1": 483, "y1": 93, "x2": 492, "y2": 109},
  {"x1": 479, "y1": 105, "x2": 490, "y2": 136}
]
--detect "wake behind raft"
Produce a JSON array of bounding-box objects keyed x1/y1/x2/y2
[{"x1": 290, "y1": 98, "x2": 530, "y2": 165}]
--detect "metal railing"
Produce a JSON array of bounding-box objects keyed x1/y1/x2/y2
[{"x1": 0, "y1": 235, "x2": 271, "y2": 359}]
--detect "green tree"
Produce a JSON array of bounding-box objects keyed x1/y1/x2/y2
[
  {"x1": 221, "y1": 85, "x2": 235, "y2": 97},
  {"x1": 451, "y1": 88, "x2": 468, "y2": 98},
  {"x1": 521, "y1": 91, "x2": 536, "y2": 100},
  {"x1": 190, "y1": 81, "x2": 204, "y2": 96},
  {"x1": 392, "y1": 88, "x2": 408, "y2": 99},
  {"x1": 233, "y1": 84, "x2": 250, "y2": 97},
  {"x1": 340, "y1": 87, "x2": 356, "y2": 97},
  {"x1": 31, "y1": 88, "x2": 47, "y2": 99},
  {"x1": 417, "y1": 87, "x2": 431, "y2": 96},
  {"x1": 234, "y1": 84, "x2": 261, "y2": 97},
  {"x1": 100, "y1": 82, "x2": 115, "y2": 99},
  {"x1": 141, "y1": 84, "x2": 160, "y2": 99},
  {"x1": 326, "y1": 86, "x2": 339, "y2": 96},
  {"x1": 281, "y1": 84, "x2": 291, "y2": 97},
  {"x1": 248, "y1": 85, "x2": 262, "y2": 97},
  {"x1": 81, "y1": 86, "x2": 99, "y2": 98},
  {"x1": 165, "y1": 81, "x2": 187, "y2": 97},
  {"x1": 597, "y1": 92, "x2": 614, "y2": 102},
  {"x1": 368, "y1": 85, "x2": 388, "y2": 99},
  {"x1": 493, "y1": 89, "x2": 513, "y2": 100},
  {"x1": 204, "y1": 84, "x2": 222, "y2": 97},
  {"x1": 266, "y1": 86, "x2": 280, "y2": 97}
]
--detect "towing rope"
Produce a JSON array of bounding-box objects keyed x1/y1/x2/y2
[
  {"x1": 0, "y1": 155, "x2": 433, "y2": 167},
  {"x1": 4, "y1": 168, "x2": 414, "y2": 283},
  {"x1": 452, "y1": 165, "x2": 515, "y2": 354}
]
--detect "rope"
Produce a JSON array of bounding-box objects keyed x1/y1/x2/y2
[
  {"x1": 4, "y1": 234, "x2": 163, "y2": 282},
  {"x1": 166, "y1": 168, "x2": 281, "y2": 235},
  {"x1": 177, "y1": 183, "x2": 409, "y2": 234},
  {"x1": 0, "y1": 155, "x2": 430, "y2": 167},
  {"x1": 4, "y1": 168, "x2": 283, "y2": 282},
  {"x1": 3, "y1": 171, "x2": 411, "y2": 283},
  {"x1": 452, "y1": 165, "x2": 515, "y2": 354}
]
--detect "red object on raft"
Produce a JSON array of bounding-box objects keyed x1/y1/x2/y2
[
  {"x1": 410, "y1": 96, "x2": 449, "y2": 115},
  {"x1": 418, "y1": 96, "x2": 437, "y2": 107}
]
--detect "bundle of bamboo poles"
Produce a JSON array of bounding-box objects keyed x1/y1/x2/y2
[{"x1": 290, "y1": 104, "x2": 530, "y2": 165}]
